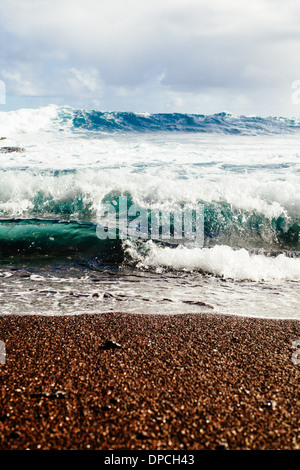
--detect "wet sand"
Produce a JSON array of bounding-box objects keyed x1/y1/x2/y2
[{"x1": 0, "y1": 312, "x2": 299, "y2": 450}]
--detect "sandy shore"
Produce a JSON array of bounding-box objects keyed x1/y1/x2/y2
[{"x1": 0, "y1": 311, "x2": 299, "y2": 450}]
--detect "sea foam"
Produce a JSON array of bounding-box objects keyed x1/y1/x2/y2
[{"x1": 124, "y1": 241, "x2": 300, "y2": 282}]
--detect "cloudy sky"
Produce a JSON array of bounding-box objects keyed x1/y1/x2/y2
[{"x1": 1, "y1": 0, "x2": 300, "y2": 115}]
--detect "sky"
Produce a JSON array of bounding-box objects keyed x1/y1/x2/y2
[{"x1": 1, "y1": 0, "x2": 300, "y2": 116}]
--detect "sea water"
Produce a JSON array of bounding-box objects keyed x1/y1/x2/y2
[{"x1": 0, "y1": 105, "x2": 299, "y2": 319}]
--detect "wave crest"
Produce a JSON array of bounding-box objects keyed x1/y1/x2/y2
[
  {"x1": 124, "y1": 240, "x2": 300, "y2": 282},
  {"x1": 1, "y1": 105, "x2": 300, "y2": 135}
]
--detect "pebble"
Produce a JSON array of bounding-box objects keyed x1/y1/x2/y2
[
  {"x1": 262, "y1": 400, "x2": 276, "y2": 410},
  {"x1": 216, "y1": 440, "x2": 229, "y2": 450},
  {"x1": 0, "y1": 147, "x2": 26, "y2": 153},
  {"x1": 101, "y1": 340, "x2": 122, "y2": 350},
  {"x1": 30, "y1": 391, "x2": 66, "y2": 399},
  {"x1": 8, "y1": 430, "x2": 21, "y2": 439}
]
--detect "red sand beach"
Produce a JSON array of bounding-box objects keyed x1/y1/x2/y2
[{"x1": 0, "y1": 312, "x2": 299, "y2": 450}]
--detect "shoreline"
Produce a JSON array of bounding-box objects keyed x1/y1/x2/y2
[{"x1": 0, "y1": 311, "x2": 299, "y2": 450}]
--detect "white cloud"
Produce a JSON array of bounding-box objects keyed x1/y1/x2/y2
[
  {"x1": 67, "y1": 68, "x2": 103, "y2": 94},
  {"x1": 1, "y1": 69, "x2": 44, "y2": 96},
  {"x1": 0, "y1": 0, "x2": 300, "y2": 114}
]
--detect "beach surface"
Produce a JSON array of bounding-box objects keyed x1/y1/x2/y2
[{"x1": 0, "y1": 311, "x2": 299, "y2": 450}]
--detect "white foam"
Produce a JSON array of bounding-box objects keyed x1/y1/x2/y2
[
  {"x1": 0, "y1": 104, "x2": 60, "y2": 137},
  {"x1": 0, "y1": 108, "x2": 299, "y2": 235},
  {"x1": 125, "y1": 241, "x2": 300, "y2": 282}
]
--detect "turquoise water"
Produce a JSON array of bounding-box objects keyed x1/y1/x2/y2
[{"x1": 0, "y1": 105, "x2": 299, "y2": 318}]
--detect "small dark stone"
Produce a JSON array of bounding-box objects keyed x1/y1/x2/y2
[
  {"x1": 30, "y1": 390, "x2": 66, "y2": 399},
  {"x1": 216, "y1": 441, "x2": 229, "y2": 450},
  {"x1": 50, "y1": 391, "x2": 66, "y2": 399},
  {"x1": 8, "y1": 430, "x2": 21, "y2": 439},
  {"x1": 101, "y1": 405, "x2": 111, "y2": 412},
  {"x1": 79, "y1": 408, "x2": 89, "y2": 417},
  {"x1": 103, "y1": 292, "x2": 114, "y2": 299},
  {"x1": 30, "y1": 392, "x2": 50, "y2": 398},
  {"x1": 263, "y1": 401, "x2": 272, "y2": 407},
  {"x1": 92, "y1": 293, "x2": 100, "y2": 297},
  {"x1": 101, "y1": 340, "x2": 122, "y2": 350},
  {"x1": 136, "y1": 432, "x2": 149, "y2": 440},
  {"x1": 262, "y1": 400, "x2": 276, "y2": 410},
  {"x1": 0, "y1": 147, "x2": 26, "y2": 153}
]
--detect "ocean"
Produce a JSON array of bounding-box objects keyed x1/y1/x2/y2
[{"x1": 0, "y1": 105, "x2": 299, "y2": 319}]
